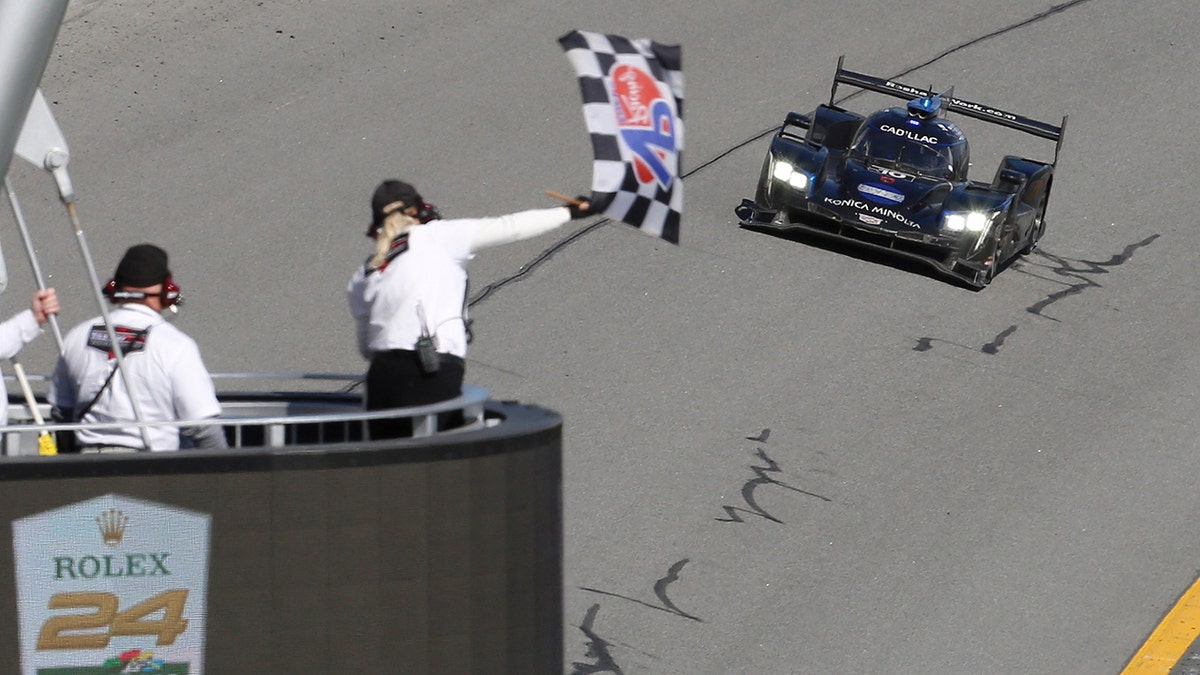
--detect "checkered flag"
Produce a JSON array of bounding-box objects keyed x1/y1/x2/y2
[{"x1": 559, "y1": 30, "x2": 683, "y2": 244}]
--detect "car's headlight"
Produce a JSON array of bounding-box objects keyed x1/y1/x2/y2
[
  {"x1": 942, "y1": 211, "x2": 990, "y2": 233},
  {"x1": 771, "y1": 160, "x2": 811, "y2": 192}
]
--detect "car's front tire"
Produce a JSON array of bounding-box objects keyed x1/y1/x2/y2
[
  {"x1": 977, "y1": 227, "x2": 1004, "y2": 287},
  {"x1": 1021, "y1": 190, "x2": 1049, "y2": 255}
]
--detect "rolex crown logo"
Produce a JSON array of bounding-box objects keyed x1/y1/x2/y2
[{"x1": 96, "y1": 509, "x2": 129, "y2": 547}]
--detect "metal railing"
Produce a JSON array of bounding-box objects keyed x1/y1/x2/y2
[{"x1": 0, "y1": 373, "x2": 493, "y2": 456}]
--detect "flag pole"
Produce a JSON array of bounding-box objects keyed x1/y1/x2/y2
[
  {"x1": 11, "y1": 358, "x2": 56, "y2": 455},
  {"x1": 4, "y1": 177, "x2": 64, "y2": 352},
  {"x1": 545, "y1": 190, "x2": 584, "y2": 206},
  {"x1": 62, "y1": 199, "x2": 155, "y2": 450}
]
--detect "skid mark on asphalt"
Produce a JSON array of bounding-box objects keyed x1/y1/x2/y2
[
  {"x1": 571, "y1": 428, "x2": 832, "y2": 667},
  {"x1": 914, "y1": 234, "x2": 1159, "y2": 355},
  {"x1": 1023, "y1": 234, "x2": 1160, "y2": 321},
  {"x1": 716, "y1": 435, "x2": 832, "y2": 525},
  {"x1": 871, "y1": 0, "x2": 1098, "y2": 96},
  {"x1": 568, "y1": 604, "x2": 626, "y2": 675},
  {"x1": 572, "y1": 560, "x2": 703, "y2": 672},
  {"x1": 914, "y1": 326, "x2": 1018, "y2": 356},
  {"x1": 580, "y1": 558, "x2": 702, "y2": 624},
  {"x1": 653, "y1": 559, "x2": 703, "y2": 622},
  {"x1": 746, "y1": 427, "x2": 770, "y2": 443}
]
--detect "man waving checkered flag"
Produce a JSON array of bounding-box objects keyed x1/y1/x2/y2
[{"x1": 559, "y1": 30, "x2": 684, "y2": 244}]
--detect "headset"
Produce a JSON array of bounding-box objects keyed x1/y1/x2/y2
[
  {"x1": 366, "y1": 200, "x2": 443, "y2": 238},
  {"x1": 103, "y1": 277, "x2": 183, "y2": 309},
  {"x1": 415, "y1": 200, "x2": 442, "y2": 224}
]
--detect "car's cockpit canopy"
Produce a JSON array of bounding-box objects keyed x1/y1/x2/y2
[{"x1": 848, "y1": 100, "x2": 970, "y2": 181}]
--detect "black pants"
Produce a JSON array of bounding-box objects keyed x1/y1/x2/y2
[{"x1": 365, "y1": 349, "x2": 465, "y2": 439}]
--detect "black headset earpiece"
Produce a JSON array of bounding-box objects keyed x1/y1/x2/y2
[
  {"x1": 103, "y1": 279, "x2": 140, "y2": 301},
  {"x1": 104, "y1": 277, "x2": 183, "y2": 308},
  {"x1": 416, "y1": 200, "x2": 441, "y2": 223}
]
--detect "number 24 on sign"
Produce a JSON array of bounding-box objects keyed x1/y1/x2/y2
[{"x1": 37, "y1": 589, "x2": 189, "y2": 650}]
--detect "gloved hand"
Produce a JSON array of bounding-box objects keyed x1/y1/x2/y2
[{"x1": 568, "y1": 195, "x2": 595, "y2": 219}]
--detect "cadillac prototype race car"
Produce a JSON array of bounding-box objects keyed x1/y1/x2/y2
[{"x1": 735, "y1": 58, "x2": 1067, "y2": 288}]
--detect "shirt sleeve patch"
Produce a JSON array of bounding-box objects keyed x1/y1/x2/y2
[{"x1": 86, "y1": 324, "x2": 150, "y2": 357}]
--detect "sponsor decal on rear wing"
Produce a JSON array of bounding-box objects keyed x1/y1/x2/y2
[{"x1": 829, "y1": 56, "x2": 1067, "y2": 164}]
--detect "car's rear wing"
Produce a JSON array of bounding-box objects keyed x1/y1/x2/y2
[{"x1": 829, "y1": 56, "x2": 1068, "y2": 166}]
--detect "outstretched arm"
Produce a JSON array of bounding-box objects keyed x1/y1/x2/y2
[{"x1": 468, "y1": 207, "x2": 575, "y2": 252}]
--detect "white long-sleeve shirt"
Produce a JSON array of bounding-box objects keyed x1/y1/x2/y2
[
  {"x1": 347, "y1": 206, "x2": 572, "y2": 359},
  {"x1": 0, "y1": 309, "x2": 42, "y2": 425}
]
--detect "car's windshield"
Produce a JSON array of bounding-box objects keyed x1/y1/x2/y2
[{"x1": 851, "y1": 127, "x2": 955, "y2": 178}]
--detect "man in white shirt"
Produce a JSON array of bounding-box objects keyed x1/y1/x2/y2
[{"x1": 49, "y1": 244, "x2": 226, "y2": 452}]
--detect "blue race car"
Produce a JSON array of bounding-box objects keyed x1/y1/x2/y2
[{"x1": 735, "y1": 58, "x2": 1067, "y2": 288}]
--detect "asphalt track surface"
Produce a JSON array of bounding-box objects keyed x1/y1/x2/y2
[{"x1": 5, "y1": 0, "x2": 1199, "y2": 673}]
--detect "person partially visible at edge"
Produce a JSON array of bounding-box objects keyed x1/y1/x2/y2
[
  {"x1": 49, "y1": 244, "x2": 227, "y2": 452},
  {"x1": 0, "y1": 288, "x2": 60, "y2": 425},
  {"x1": 346, "y1": 180, "x2": 596, "y2": 439}
]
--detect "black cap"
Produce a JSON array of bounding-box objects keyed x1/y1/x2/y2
[
  {"x1": 371, "y1": 180, "x2": 422, "y2": 229},
  {"x1": 113, "y1": 243, "x2": 171, "y2": 288}
]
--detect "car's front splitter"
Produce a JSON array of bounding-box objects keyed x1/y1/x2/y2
[{"x1": 735, "y1": 198, "x2": 992, "y2": 288}]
